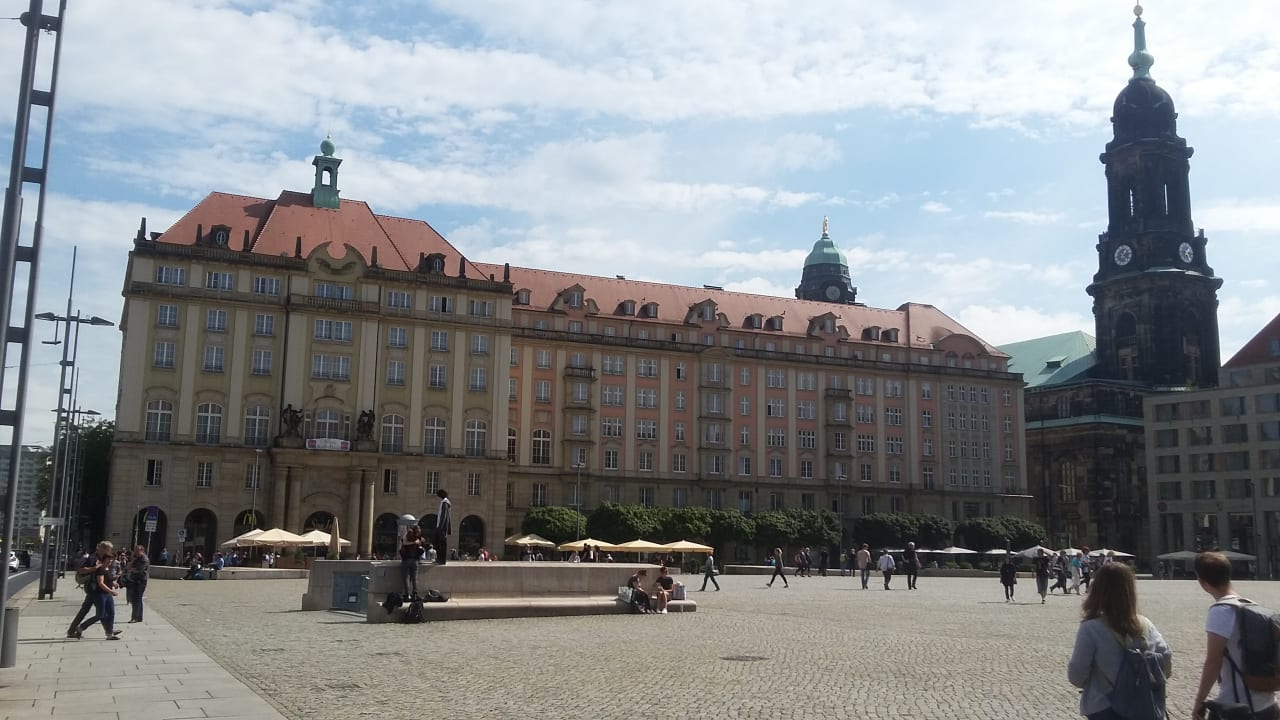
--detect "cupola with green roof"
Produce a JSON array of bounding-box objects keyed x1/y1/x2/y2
[
  {"x1": 795, "y1": 216, "x2": 858, "y2": 305},
  {"x1": 311, "y1": 135, "x2": 342, "y2": 209}
]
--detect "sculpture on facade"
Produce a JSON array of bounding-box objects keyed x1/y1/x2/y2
[
  {"x1": 281, "y1": 404, "x2": 303, "y2": 438},
  {"x1": 356, "y1": 409, "x2": 376, "y2": 441}
]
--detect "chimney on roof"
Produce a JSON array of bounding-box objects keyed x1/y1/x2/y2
[
  {"x1": 458, "y1": 257, "x2": 466, "y2": 278},
  {"x1": 195, "y1": 223, "x2": 203, "y2": 244},
  {"x1": 371, "y1": 246, "x2": 378, "y2": 267},
  {"x1": 489, "y1": 273, "x2": 494, "y2": 281},
  {"x1": 294, "y1": 236, "x2": 303, "y2": 258},
  {"x1": 503, "y1": 263, "x2": 510, "y2": 283},
  {"x1": 242, "y1": 229, "x2": 251, "y2": 252},
  {"x1": 135, "y1": 217, "x2": 146, "y2": 242}
]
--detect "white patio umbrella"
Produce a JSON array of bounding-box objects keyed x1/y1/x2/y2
[
  {"x1": 1017, "y1": 545, "x2": 1056, "y2": 558},
  {"x1": 220, "y1": 529, "x2": 263, "y2": 548},
  {"x1": 983, "y1": 548, "x2": 1013, "y2": 556},
  {"x1": 250, "y1": 528, "x2": 309, "y2": 546},
  {"x1": 297, "y1": 529, "x2": 351, "y2": 547},
  {"x1": 1219, "y1": 550, "x2": 1257, "y2": 562},
  {"x1": 1156, "y1": 550, "x2": 1199, "y2": 561},
  {"x1": 1088, "y1": 548, "x2": 1135, "y2": 558},
  {"x1": 929, "y1": 546, "x2": 977, "y2": 555}
]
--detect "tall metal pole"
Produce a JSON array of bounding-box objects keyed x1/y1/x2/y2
[
  {"x1": 52, "y1": 324, "x2": 84, "y2": 579},
  {"x1": 0, "y1": 1, "x2": 69, "y2": 661},
  {"x1": 573, "y1": 462, "x2": 585, "y2": 540},
  {"x1": 252, "y1": 449, "x2": 262, "y2": 527},
  {"x1": 37, "y1": 250, "x2": 74, "y2": 599}
]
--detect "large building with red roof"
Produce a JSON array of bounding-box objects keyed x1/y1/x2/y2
[{"x1": 108, "y1": 139, "x2": 1029, "y2": 561}]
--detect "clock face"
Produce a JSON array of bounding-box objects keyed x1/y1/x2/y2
[
  {"x1": 1113, "y1": 244, "x2": 1133, "y2": 267},
  {"x1": 824, "y1": 285, "x2": 842, "y2": 301},
  {"x1": 1178, "y1": 242, "x2": 1194, "y2": 263}
]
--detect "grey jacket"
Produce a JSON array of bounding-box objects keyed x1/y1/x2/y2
[{"x1": 1067, "y1": 615, "x2": 1172, "y2": 716}]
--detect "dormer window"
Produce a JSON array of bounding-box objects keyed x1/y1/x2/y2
[
  {"x1": 619, "y1": 300, "x2": 636, "y2": 316},
  {"x1": 210, "y1": 225, "x2": 230, "y2": 248},
  {"x1": 745, "y1": 314, "x2": 763, "y2": 329},
  {"x1": 514, "y1": 290, "x2": 531, "y2": 305},
  {"x1": 882, "y1": 328, "x2": 900, "y2": 343},
  {"x1": 701, "y1": 305, "x2": 715, "y2": 321},
  {"x1": 823, "y1": 318, "x2": 835, "y2": 333},
  {"x1": 419, "y1": 253, "x2": 446, "y2": 274},
  {"x1": 862, "y1": 326, "x2": 881, "y2": 341},
  {"x1": 640, "y1": 302, "x2": 658, "y2": 318},
  {"x1": 566, "y1": 290, "x2": 583, "y2": 308},
  {"x1": 767, "y1": 316, "x2": 784, "y2": 331}
]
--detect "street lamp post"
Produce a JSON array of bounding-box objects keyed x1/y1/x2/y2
[
  {"x1": 837, "y1": 474, "x2": 848, "y2": 545},
  {"x1": 251, "y1": 449, "x2": 263, "y2": 529},
  {"x1": 35, "y1": 304, "x2": 114, "y2": 599},
  {"x1": 572, "y1": 462, "x2": 586, "y2": 540}
]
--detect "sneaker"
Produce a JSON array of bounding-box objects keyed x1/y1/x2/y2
[
  {"x1": 66, "y1": 629, "x2": 81, "y2": 639},
  {"x1": 660, "y1": 609, "x2": 668, "y2": 614},
  {"x1": 106, "y1": 634, "x2": 120, "y2": 641},
  {"x1": 110, "y1": 630, "x2": 123, "y2": 637}
]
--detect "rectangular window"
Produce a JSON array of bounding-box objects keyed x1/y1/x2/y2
[
  {"x1": 860, "y1": 463, "x2": 873, "y2": 482},
  {"x1": 536, "y1": 381, "x2": 552, "y2": 402},
  {"x1": 428, "y1": 295, "x2": 452, "y2": 314},
  {"x1": 637, "y1": 388, "x2": 658, "y2": 408},
  {"x1": 637, "y1": 359, "x2": 658, "y2": 377},
  {"x1": 769, "y1": 458, "x2": 783, "y2": 478},
  {"x1": 672, "y1": 453, "x2": 687, "y2": 473},
  {"x1": 604, "y1": 450, "x2": 619, "y2": 471},
  {"x1": 153, "y1": 341, "x2": 175, "y2": 369},
  {"x1": 798, "y1": 430, "x2": 816, "y2": 449},
  {"x1": 672, "y1": 487, "x2": 688, "y2": 507},
  {"x1": 205, "y1": 271, "x2": 234, "y2": 290},
  {"x1": 921, "y1": 382, "x2": 932, "y2": 400},
  {"x1": 429, "y1": 364, "x2": 447, "y2": 389},
  {"x1": 833, "y1": 431, "x2": 848, "y2": 451},
  {"x1": 921, "y1": 410, "x2": 932, "y2": 428},
  {"x1": 739, "y1": 455, "x2": 752, "y2": 476},
  {"x1": 314, "y1": 319, "x2": 353, "y2": 342},
  {"x1": 537, "y1": 350, "x2": 552, "y2": 369},
  {"x1": 469, "y1": 367, "x2": 487, "y2": 391},
  {"x1": 250, "y1": 313, "x2": 274, "y2": 336},
  {"x1": 314, "y1": 282, "x2": 352, "y2": 299},
  {"x1": 386, "y1": 290, "x2": 412, "y2": 309},
  {"x1": 636, "y1": 419, "x2": 657, "y2": 440},
  {"x1": 799, "y1": 460, "x2": 813, "y2": 479},
  {"x1": 388, "y1": 327, "x2": 407, "y2": 348},
  {"x1": 767, "y1": 369, "x2": 786, "y2": 388},
  {"x1": 857, "y1": 434, "x2": 876, "y2": 453},
  {"x1": 602, "y1": 355, "x2": 624, "y2": 374},
  {"x1": 470, "y1": 334, "x2": 489, "y2": 354},
  {"x1": 1191, "y1": 479, "x2": 1216, "y2": 500},
  {"x1": 382, "y1": 468, "x2": 399, "y2": 494},
  {"x1": 155, "y1": 266, "x2": 185, "y2": 286},
  {"x1": 885, "y1": 407, "x2": 903, "y2": 426},
  {"x1": 856, "y1": 404, "x2": 875, "y2": 424},
  {"x1": 387, "y1": 360, "x2": 405, "y2": 386},
  {"x1": 602, "y1": 417, "x2": 623, "y2": 438},
  {"x1": 674, "y1": 423, "x2": 685, "y2": 442},
  {"x1": 886, "y1": 436, "x2": 903, "y2": 455},
  {"x1": 467, "y1": 472, "x2": 481, "y2": 497},
  {"x1": 311, "y1": 354, "x2": 351, "y2": 381},
  {"x1": 157, "y1": 304, "x2": 178, "y2": 327},
  {"x1": 856, "y1": 377, "x2": 875, "y2": 396},
  {"x1": 572, "y1": 383, "x2": 590, "y2": 403},
  {"x1": 468, "y1": 300, "x2": 494, "y2": 318},
  {"x1": 430, "y1": 330, "x2": 449, "y2": 351},
  {"x1": 195, "y1": 461, "x2": 215, "y2": 488},
  {"x1": 203, "y1": 345, "x2": 224, "y2": 372},
  {"x1": 767, "y1": 428, "x2": 786, "y2": 447},
  {"x1": 253, "y1": 276, "x2": 280, "y2": 295},
  {"x1": 245, "y1": 463, "x2": 262, "y2": 490},
  {"x1": 531, "y1": 483, "x2": 548, "y2": 507},
  {"x1": 251, "y1": 349, "x2": 272, "y2": 376},
  {"x1": 425, "y1": 471, "x2": 441, "y2": 495}
]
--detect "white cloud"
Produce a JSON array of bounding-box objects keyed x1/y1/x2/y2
[
  {"x1": 986, "y1": 188, "x2": 1016, "y2": 201},
  {"x1": 920, "y1": 201, "x2": 952, "y2": 214},
  {"x1": 722, "y1": 277, "x2": 796, "y2": 298},
  {"x1": 984, "y1": 210, "x2": 1065, "y2": 225},
  {"x1": 1198, "y1": 199, "x2": 1280, "y2": 233},
  {"x1": 955, "y1": 304, "x2": 1093, "y2": 347}
]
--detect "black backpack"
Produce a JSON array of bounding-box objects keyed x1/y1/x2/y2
[
  {"x1": 1217, "y1": 597, "x2": 1280, "y2": 692},
  {"x1": 401, "y1": 593, "x2": 425, "y2": 623}
]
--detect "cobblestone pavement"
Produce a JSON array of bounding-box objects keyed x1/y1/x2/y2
[{"x1": 142, "y1": 573, "x2": 1280, "y2": 720}]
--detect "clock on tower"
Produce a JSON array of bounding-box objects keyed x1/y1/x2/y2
[{"x1": 795, "y1": 217, "x2": 858, "y2": 305}]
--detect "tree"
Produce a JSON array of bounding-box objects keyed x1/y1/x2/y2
[
  {"x1": 657, "y1": 506, "x2": 712, "y2": 543},
  {"x1": 585, "y1": 503, "x2": 660, "y2": 542},
  {"x1": 912, "y1": 514, "x2": 953, "y2": 549},
  {"x1": 520, "y1": 506, "x2": 585, "y2": 545},
  {"x1": 995, "y1": 515, "x2": 1048, "y2": 549},
  {"x1": 953, "y1": 517, "x2": 1008, "y2": 553},
  {"x1": 72, "y1": 421, "x2": 113, "y2": 549},
  {"x1": 851, "y1": 513, "x2": 915, "y2": 549},
  {"x1": 752, "y1": 510, "x2": 798, "y2": 551},
  {"x1": 707, "y1": 509, "x2": 754, "y2": 548},
  {"x1": 787, "y1": 508, "x2": 839, "y2": 548}
]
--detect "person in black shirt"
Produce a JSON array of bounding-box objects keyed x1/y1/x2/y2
[
  {"x1": 126, "y1": 545, "x2": 150, "y2": 623},
  {"x1": 653, "y1": 566, "x2": 675, "y2": 613},
  {"x1": 75, "y1": 541, "x2": 122, "y2": 640},
  {"x1": 902, "y1": 542, "x2": 920, "y2": 590}
]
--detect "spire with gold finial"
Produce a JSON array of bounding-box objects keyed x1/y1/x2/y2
[{"x1": 1128, "y1": 3, "x2": 1154, "y2": 79}]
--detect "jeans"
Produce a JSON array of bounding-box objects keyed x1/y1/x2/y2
[
  {"x1": 68, "y1": 592, "x2": 95, "y2": 634},
  {"x1": 400, "y1": 561, "x2": 419, "y2": 597},
  {"x1": 860, "y1": 568, "x2": 870, "y2": 589},
  {"x1": 126, "y1": 580, "x2": 146, "y2": 622},
  {"x1": 79, "y1": 592, "x2": 115, "y2": 636},
  {"x1": 882, "y1": 570, "x2": 893, "y2": 589},
  {"x1": 768, "y1": 565, "x2": 787, "y2": 586}
]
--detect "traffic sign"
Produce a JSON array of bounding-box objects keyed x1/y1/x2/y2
[
  {"x1": 176, "y1": 528, "x2": 187, "y2": 542},
  {"x1": 39, "y1": 517, "x2": 63, "y2": 526},
  {"x1": 144, "y1": 505, "x2": 158, "y2": 533}
]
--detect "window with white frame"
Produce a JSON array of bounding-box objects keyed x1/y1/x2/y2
[
  {"x1": 536, "y1": 349, "x2": 552, "y2": 368},
  {"x1": 834, "y1": 431, "x2": 848, "y2": 451},
  {"x1": 145, "y1": 400, "x2": 173, "y2": 441},
  {"x1": 382, "y1": 468, "x2": 399, "y2": 494},
  {"x1": 602, "y1": 355, "x2": 624, "y2": 374},
  {"x1": 467, "y1": 472, "x2": 481, "y2": 496},
  {"x1": 602, "y1": 385, "x2": 623, "y2": 406},
  {"x1": 244, "y1": 405, "x2": 270, "y2": 447},
  {"x1": 923, "y1": 437, "x2": 933, "y2": 456},
  {"x1": 604, "y1": 449, "x2": 619, "y2": 471},
  {"x1": 639, "y1": 452, "x2": 654, "y2": 473},
  {"x1": 313, "y1": 409, "x2": 343, "y2": 440},
  {"x1": 385, "y1": 360, "x2": 405, "y2": 386},
  {"x1": 740, "y1": 367, "x2": 751, "y2": 386},
  {"x1": 856, "y1": 377, "x2": 875, "y2": 395},
  {"x1": 254, "y1": 313, "x2": 275, "y2": 336},
  {"x1": 154, "y1": 341, "x2": 175, "y2": 369},
  {"x1": 921, "y1": 410, "x2": 932, "y2": 428},
  {"x1": 429, "y1": 364, "x2": 447, "y2": 389},
  {"x1": 465, "y1": 419, "x2": 487, "y2": 457},
  {"x1": 423, "y1": 417, "x2": 446, "y2": 455},
  {"x1": 767, "y1": 399, "x2": 785, "y2": 417},
  {"x1": 532, "y1": 429, "x2": 551, "y2": 465},
  {"x1": 921, "y1": 382, "x2": 932, "y2": 400},
  {"x1": 156, "y1": 266, "x2": 185, "y2": 285},
  {"x1": 885, "y1": 407, "x2": 903, "y2": 426},
  {"x1": 675, "y1": 363, "x2": 686, "y2": 380},
  {"x1": 637, "y1": 358, "x2": 658, "y2": 377},
  {"x1": 386, "y1": 290, "x2": 412, "y2": 309},
  {"x1": 315, "y1": 282, "x2": 353, "y2": 299},
  {"x1": 672, "y1": 453, "x2": 687, "y2": 473},
  {"x1": 196, "y1": 403, "x2": 222, "y2": 444},
  {"x1": 885, "y1": 380, "x2": 903, "y2": 398},
  {"x1": 428, "y1": 295, "x2": 451, "y2": 314},
  {"x1": 196, "y1": 461, "x2": 215, "y2": 488},
  {"x1": 674, "y1": 391, "x2": 686, "y2": 411},
  {"x1": 636, "y1": 420, "x2": 657, "y2": 440},
  {"x1": 388, "y1": 326, "x2": 407, "y2": 348},
  {"x1": 572, "y1": 383, "x2": 589, "y2": 403},
  {"x1": 674, "y1": 423, "x2": 685, "y2": 442},
  {"x1": 311, "y1": 354, "x2": 351, "y2": 381},
  {"x1": 314, "y1": 319, "x2": 353, "y2": 342},
  {"x1": 886, "y1": 436, "x2": 904, "y2": 455},
  {"x1": 857, "y1": 434, "x2": 875, "y2": 453},
  {"x1": 739, "y1": 426, "x2": 750, "y2": 445},
  {"x1": 468, "y1": 299, "x2": 494, "y2": 317},
  {"x1": 766, "y1": 369, "x2": 785, "y2": 388},
  {"x1": 381, "y1": 415, "x2": 405, "y2": 453},
  {"x1": 251, "y1": 349, "x2": 272, "y2": 376},
  {"x1": 797, "y1": 372, "x2": 816, "y2": 391},
  {"x1": 856, "y1": 404, "x2": 875, "y2": 424},
  {"x1": 798, "y1": 430, "x2": 816, "y2": 449},
  {"x1": 860, "y1": 463, "x2": 873, "y2": 482},
  {"x1": 531, "y1": 483, "x2": 548, "y2": 507},
  {"x1": 253, "y1": 276, "x2": 280, "y2": 295},
  {"x1": 922, "y1": 466, "x2": 935, "y2": 489},
  {"x1": 470, "y1": 334, "x2": 489, "y2": 354},
  {"x1": 469, "y1": 367, "x2": 487, "y2": 391},
  {"x1": 146, "y1": 459, "x2": 164, "y2": 486},
  {"x1": 637, "y1": 388, "x2": 657, "y2": 408},
  {"x1": 739, "y1": 455, "x2": 752, "y2": 476},
  {"x1": 766, "y1": 428, "x2": 785, "y2": 447},
  {"x1": 203, "y1": 345, "x2": 225, "y2": 372},
  {"x1": 796, "y1": 400, "x2": 816, "y2": 420},
  {"x1": 602, "y1": 417, "x2": 622, "y2": 438},
  {"x1": 769, "y1": 457, "x2": 783, "y2": 477},
  {"x1": 205, "y1": 271, "x2": 234, "y2": 290},
  {"x1": 431, "y1": 330, "x2": 449, "y2": 351},
  {"x1": 157, "y1": 304, "x2": 178, "y2": 327},
  {"x1": 799, "y1": 460, "x2": 813, "y2": 479},
  {"x1": 571, "y1": 415, "x2": 588, "y2": 436}
]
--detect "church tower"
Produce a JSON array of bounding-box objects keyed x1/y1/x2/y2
[
  {"x1": 1087, "y1": 6, "x2": 1222, "y2": 388},
  {"x1": 795, "y1": 216, "x2": 858, "y2": 304}
]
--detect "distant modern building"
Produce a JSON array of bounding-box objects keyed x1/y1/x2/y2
[
  {"x1": 1002, "y1": 8, "x2": 1223, "y2": 560},
  {"x1": 0, "y1": 445, "x2": 48, "y2": 545},
  {"x1": 1146, "y1": 314, "x2": 1280, "y2": 577},
  {"x1": 105, "y1": 136, "x2": 1029, "y2": 563}
]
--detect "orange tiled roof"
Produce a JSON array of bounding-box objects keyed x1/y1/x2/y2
[
  {"x1": 152, "y1": 191, "x2": 484, "y2": 277},
  {"x1": 476, "y1": 262, "x2": 1005, "y2": 357},
  {"x1": 1225, "y1": 312, "x2": 1280, "y2": 369}
]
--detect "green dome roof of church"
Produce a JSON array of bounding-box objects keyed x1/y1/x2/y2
[
  {"x1": 320, "y1": 136, "x2": 335, "y2": 156},
  {"x1": 804, "y1": 217, "x2": 847, "y2": 267}
]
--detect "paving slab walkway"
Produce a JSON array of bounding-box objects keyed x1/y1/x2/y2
[{"x1": 0, "y1": 583, "x2": 287, "y2": 720}]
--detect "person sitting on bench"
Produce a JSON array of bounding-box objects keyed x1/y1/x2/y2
[
  {"x1": 627, "y1": 569, "x2": 653, "y2": 614},
  {"x1": 653, "y1": 566, "x2": 675, "y2": 613}
]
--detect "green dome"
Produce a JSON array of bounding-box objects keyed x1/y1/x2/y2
[
  {"x1": 804, "y1": 233, "x2": 847, "y2": 268},
  {"x1": 320, "y1": 136, "x2": 335, "y2": 156}
]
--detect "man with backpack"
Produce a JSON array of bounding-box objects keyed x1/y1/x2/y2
[{"x1": 1193, "y1": 551, "x2": 1277, "y2": 719}]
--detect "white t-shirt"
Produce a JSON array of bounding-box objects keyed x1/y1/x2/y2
[{"x1": 1207, "y1": 596, "x2": 1277, "y2": 710}]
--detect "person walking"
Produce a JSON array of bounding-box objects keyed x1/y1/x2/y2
[
  {"x1": 1192, "y1": 551, "x2": 1277, "y2": 719},
  {"x1": 1069, "y1": 551, "x2": 1083, "y2": 594},
  {"x1": 766, "y1": 547, "x2": 788, "y2": 588},
  {"x1": 434, "y1": 489, "x2": 451, "y2": 565},
  {"x1": 902, "y1": 542, "x2": 920, "y2": 590},
  {"x1": 1050, "y1": 550, "x2": 1070, "y2": 594},
  {"x1": 856, "y1": 544, "x2": 871, "y2": 590},
  {"x1": 818, "y1": 548, "x2": 829, "y2": 578},
  {"x1": 877, "y1": 550, "x2": 896, "y2": 590},
  {"x1": 65, "y1": 551, "x2": 102, "y2": 638},
  {"x1": 700, "y1": 552, "x2": 720, "y2": 591},
  {"x1": 1000, "y1": 554, "x2": 1018, "y2": 603},
  {"x1": 125, "y1": 545, "x2": 149, "y2": 623},
  {"x1": 74, "y1": 541, "x2": 123, "y2": 640},
  {"x1": 1034, "y1": 549, "x2": 1052, "y2": 603},
  {"x1": 1067, "y1": 562, "x2": 1171, "y2": 719},
  {"x1": 1080, "y1": 546, "x2": 1093, "y2": 591}
]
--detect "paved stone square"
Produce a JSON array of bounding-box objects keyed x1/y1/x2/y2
[{"x1": 120, "y1": 572, "x2": 1280, "y2": 720}]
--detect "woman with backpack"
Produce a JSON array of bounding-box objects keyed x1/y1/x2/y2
[{"x1": 1066, "y1": 562, "x2": 1172, "y2": 719}]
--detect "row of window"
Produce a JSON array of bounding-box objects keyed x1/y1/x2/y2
[
  {"x1": 1155, "y1": 450, "x2": 1263, "y2": 474},
  {"x1": 1154, "y1": 393, "x2": 1280, "y2": 422},
  {"x1": 1154, "y1": 421, "x2": 1280, "y2": 448},
  {"x1": 143, "y1": 459, "x2": 483, "y2": 498}
]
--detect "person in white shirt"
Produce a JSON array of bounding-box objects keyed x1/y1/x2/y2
[
  {"x1": 877, "y1": 551, "x2": 896, "y2": 590},
  {"x1": 1193, "y1": 551, "x2": 1277, "y2": 719}
]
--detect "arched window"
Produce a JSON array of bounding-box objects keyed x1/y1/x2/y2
[
  {"x1": 531, "y1": 429, "x2": 552, "y2": 465},
  {"x1": 423, "y1": 417, "x2": 446, "y2": 456},
  {"x1": 465, "y1": 419, "x2": 487, "y2": 458},
  {"x1": 314, "y1": 409, "x2": 342, "y2": 440},
  {"x1": 196, "y1": 403, "x2": 223, "y2": 444},
  {"x1": 145, "y1": 400, "x2": 173, "y2": 441},
  {"x1": 507, "y1": 428, "x2": 518, "y2": 463},
  {"x1": 243, "y1": 405, "x2": 270, "y2": 447},
  {"x1": 381, "y1": 414, "x2": 405, "y2": 453}
]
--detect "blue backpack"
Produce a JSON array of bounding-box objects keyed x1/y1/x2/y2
[{"x1": 1106, "y1": 620, "x2": 1167, "y2": 720}]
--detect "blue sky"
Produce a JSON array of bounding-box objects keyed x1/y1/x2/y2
[{"x1": 1, "y1": 0, "x2": 1278, "y2": 444}]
